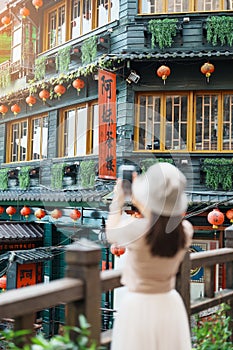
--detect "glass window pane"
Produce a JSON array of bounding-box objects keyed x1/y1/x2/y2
[
  {"x1": 64, "y1": 110, "x2": 76, "y2": 157},
  {"x1": 195, "y1": 0, "x2": 220, "y2": 11},
  {"x1": 223, "y1": 95, "x2": 233, "y2": 150},
  {"x1": 168, "y1": 0, "x2": 189, "y2": 12},
  {"x1": 140, "y1": 0, "x2": 163, "y2": 13},
  {"x1": 76, "y1": 107, "x2": 87, "y2": 155},
  {"x1": 111, "y1": 0, "x2": 119, "y2": 21},
  {"x1": 82, "y1": 0, "x2": 92, "y2": 34},
  {"x1": 11, "y1": 123, "x2": 19, "y2": 162},
  {"x1": 98, "y1": 0, "x2": 108, "y2": 26},
  {"x1": 31, "y1": 116, "x2": 48, "y2": 160},
  {"x1": 92, "y1": 104, "x2": 99, "y2": 155},
  {"x1": 71, "y1": 0, "x2": 81, "y2": 38},
  {"x1": 224, "y1": 0, "x2": 233, "y2": 9}
]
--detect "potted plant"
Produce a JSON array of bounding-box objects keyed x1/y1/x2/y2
[
  {"x1": 206, "y1": 16, "x2": 233, "y2": 46},
  {"x1": 18, "y1": 166, "x2": 31, "y2": 190},
  {"x1": 51, "y1": 163, "x2": 65, "y2": 190},
  {"x1": 148, "y1": 18, "x2": 178, "y2": 49},
  {"x1": 201, "y1": 158, "x2": 233, "y2": 190},
  {"x1": 81, "y1": 36, "x2": 97, "y2": 64},
  {"x1": 56, "y1": 46, "x2": 71, "y2": 73},
  {"x1": 79, "y1": 160, "x2": 96, "y2": 188}
]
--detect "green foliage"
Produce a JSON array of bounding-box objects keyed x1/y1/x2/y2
[
  {"x1": 79, "y1": 161, "x2": 96, "y2": 188},
  {"x1": 0, "y1": 168, "x2": 8, "y2": 190},
  {"x1": 56, "y1": 46, "x2": 71, "y2": 73},
  {"x1": 18, "y1": 166, "x2": 31, "y2": 190},
  {"x1": 51, "y1": 163, "x2": 65, "y2": 190},
  {"x1": 0, "y1": 65, "x2": 10, "y2": 88},
  {"x1": 140, "y1": 158, "x2": 174, "y2": 173},
  {"x1": 81, "y1": 36, "x2": 97, "y2": 64},
  {"x1": 202, "y1": 158, "x2": 233, "y2": 190},
  {"x1": 192, "y1": 303, "x2": 233, "y2": 350},
  {"x1": 148, "y1": 18, "x2": 178, "y2": 49},
  {"x1": 206, "y1": 16, "x2": 233, "y2": 46},
  {"x1": 34, "y1": 56, "x2": 46, "y2": 81},
  {"x1": 0, "y1": 315, "x2": 104, "y2": 350}
]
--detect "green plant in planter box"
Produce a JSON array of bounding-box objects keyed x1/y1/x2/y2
[
  {"x1": 81, "y1": 36, "x2": 97, "y2": 64},
  {"x1": 192, "y1": 303, "x2": 233, "y2": 350},
  {"x1": 0, "y1": 168, "x2": 8, "y2": 190},
  {"x1": 140, "y1": 158, "x2": 174, "y2": 173},
  {"x1": 148, "y1": 18, "x2": 178, "y2": 49},
  {"x1": 202, "y1": 158, "x2": 233, "y2": 190},
  {"x1": 51, "y1": 163, "x2": 65, "y2": 190},
  {"x1": 56, "y1": 46, "x2": 71, "y2": 73},
  {"x1": 18, "y1": 166, "x2": 31, "y2": 190},
  {"x1": 206, "y1": 16, "x2": 233, "y2": 46},
  {"x1": 79, "y1": 160, "x2": 96, "y2": 188},
  {"x1": 34, "y1": 56, "x2": 46, "y2": 81}
]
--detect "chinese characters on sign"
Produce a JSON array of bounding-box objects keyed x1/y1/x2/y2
[
  {"x1": 98, "y1": 69, "x2": 116, "y2": 179},
  {"x1": 17, "y1": 263, "x2": 36, "y2": 288}
]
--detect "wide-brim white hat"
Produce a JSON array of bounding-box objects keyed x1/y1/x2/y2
[{"x1": 132, "y1": 162, "x2": 188, "y2": 217}]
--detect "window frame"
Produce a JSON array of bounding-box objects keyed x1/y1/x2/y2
[
  {"x1": 7, "y1": 113, "x2": 48, "y2": 163},
  {"x1": 135, "y1": 91, "x2": 233, "y2": 153}
]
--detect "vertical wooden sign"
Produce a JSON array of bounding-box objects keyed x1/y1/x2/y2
[{"x1": 98, "y1": 69, "x2": 117, "y2": 179}]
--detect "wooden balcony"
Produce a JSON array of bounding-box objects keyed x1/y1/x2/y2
[{"x1": 1, "y1": 230, "x2": 233, "y2": 347}]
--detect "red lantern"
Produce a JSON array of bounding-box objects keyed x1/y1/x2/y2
[
  {"x1": 51, "y1": 209, "x2": 62, "y2": 220},
  {"x1": 54, "y1": 84, "x2": 66, "y2": 98},
  {"x1": 39, "y1": 89, "x2": 50, "y2": 103},
  {"x1": 201, "y1": 62, "x2": 215, "y2": 83},
  {"x1": 1, "y1": 16, "x2": 11, "y2": 26},
  {"x1": 6, "y1": 206, "x2": 16, "y2": 219},
  {"x1": 226, "y1": 209, "x2": 233, "y2": 223},
  {"x1": 35, "y1": 208, "x2": 46, "y2": 220},
  {"x1": 26, "y1": 95, "x2": 37, "y2": 107},
  {"x1": 207, "y1": 208, "x2": 224, "y2": 229},
  {"x1": 110, "y1": 244, "x2": 126, "y2": 257},
  {"x1": 157, "y1": 65, "x2": 171, "y2": 84},
  {"x1": 0, "y1": 275, "x2": 6, "y2": 289},
  {"x1": 32, "y1": 0, "x2": 43, "y2": 10},
  {"x1": 20, "y1": 7, "x2": 30, "y2": 18},
  {"x1": 70, "y1": 208, "x2": 81, "y2": 221},
  {"x1": 72, "y1": 79, "x2": 85, "y2": 95},
  {"x1": 20, "y1": 206, "x2": 31, "y2": 219},
  {"x1": 0, "y1": 104, "x2": 8, "y2": 116},
  {"x1": 0, "y1": 206, "x2": 4, "y2": 215},
  {"x1": 11, "y1": 104, "x2": 21, "y2": 116}
]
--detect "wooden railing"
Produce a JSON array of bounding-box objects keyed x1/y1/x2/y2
[{"x1": 1, "y1": 231, "x2": 233, "y2": 346}]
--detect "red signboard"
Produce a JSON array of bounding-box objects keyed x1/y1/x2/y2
[
  {"x1": 17, "y1": 263, "x2": 36, "y2": 288},
  {"x1": 98, "y1": 69, "x2": 117, "y2": 179}
]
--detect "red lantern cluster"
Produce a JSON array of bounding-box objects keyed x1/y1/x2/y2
[
  {"x1": 54, "y1": 84, "x2": 66, "y2": 98},
  {"x1": 11, "y1": 104, "x2": 21, "y2": 116},
  {"x1": 6, "y1": 206, "x2": 17, "y2": 219},
  {"x1": 0, "y1": 105, "x2": 8, "y2": 116},
  {"x1": 20, "y1": 7, "x2": 30, "y2": 18},
  {"x1": 0, "y1": 206, "x2": 4, "y2": 215},
  {"x1": 201, "y1": 62, "x2": 215, "y2": 83},
  {"x1": 0, "y1": 275, "x2": 6, "y2": 289},
  {"x1": 226, "y1": 209, "x2": 233, "y2": 223},
  {"x1": 51, "y1": 209, "x2": 62, "y2": 220},
  {"x1": 70, "y1": 208, "x2": 81, "y2": 222},
  {"x1": 39, "y1": 89, "x2": 50, "y2": 103},
  {"x1": 20, "y1": 206, "x2": 31, "y2": 219},
  {"x1": 32, "y1": 0, "x2": 43, "y2": 10},
  {"x1": 72, "y1": 79, "x2": 85, "y2": 95},
  {"x1": 1, "y1": 16, "x2": 11, "y2": 26},
  {"x1": 35, "y1": 208, "x2": 46, "y2": 220},
  {"x1": 207, "y1": 208, "x2": 224, "y2": 229},
  {"x1": 110, "y1": 244, "x2": 126, "y2": 257},
  {"x1": 26, "y1": 95, "x2": 37, "y2": 107},
  {"x1": 157, "y1": 65, "x2": 171, "y2": 84}
]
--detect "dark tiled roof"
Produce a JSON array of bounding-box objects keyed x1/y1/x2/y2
[
  {"x1": 0, "y1": 247, "x2": 60, "y2": 264},
  {"x1": 0, "y1": 188, "x2": 112, "y2": 203},
  {"x1": 0, "y1": 223, "x2": 43, "y2": 240},
  {"x1": 186, "y1": 191, "x2": 233, "y2": 205}
]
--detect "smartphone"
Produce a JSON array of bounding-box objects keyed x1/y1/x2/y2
[{"x1": 118, "y1": 165, "x2": 136, "y2": 200}]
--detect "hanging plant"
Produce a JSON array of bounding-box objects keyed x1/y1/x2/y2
[
  {"x1": 51, "y1": 163, "x2": 65, "y2": 189},
  {"x1": 56, "y1": 46, "x2": 71, "y2": 72},
  {"x1": 0, "y1": 66, "x2": 10, "y2": 89},
  {"x1": 140, "y1": 158, "x2": 174, "y2": 173},
  {"x1": 34, "y1": 56, "x2": 46, "y2": 81},
  {"x1": 18, "y1": 166, "x2": 31, "y2": 190},
  {"x1": 206, "y1": 16, "x2": 233, "y2": 46},
  {"x1": 79, "y1": 160, "x2": 96, "y2": 188},
  {"x1": 0, "y1": 169, "x2": 8, "y2": 190},
  {"x1": 81, "y1": 36, "x2": 97, "y2": 64},
  {"x1": 202, "y1": 158, "x2": 233, "y2": 190},
  {"x1": 148, "y1": 18, "x2": 178, "y2": 49}
]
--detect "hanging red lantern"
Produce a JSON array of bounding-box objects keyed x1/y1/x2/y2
[
  {"x1": 70, "y1": 208, "x2": 81, "y2": 221},
  {"x1": 157, "y1": 65, "x2": 171, "y2": 84},
  {"x1": 201, "y1": 62, "x2": 215, "y2": 83},
  {"x1": 51, "y1": 209, "x2": 62, "y2": 220},
  {"x1": 26, "y1": 95, "x2": 37, "y2": 107},
  {"x1": 32, "y1": 0, "x2": 43, "y2": 10},
  {"x1": 11, "y1": 104, "x2": 21, "y2": 116},
  {"x1": 20, "y1": 7, "x2": 30, "y2": 18},
  {"x1": 39, "y1": 89, "x2": 50, "y2": 103},
  {"x1": 226, "y1": 209, "x2": 233, "y2": 223},
  {"x1": 6, "y1": 206, "x2": 17, "y2": 219},
  {"x1": 54, "y1": 84, "x2": 66, "y2": 98},
  {"x1": 0, "y1": 206, "x2": 4, "y2": 215},
  {"x1": 72, "y1": 79, "x2": 85, "y2": 95},
  {"x1": 35, "y1": 208, "x2": 46, "y2": 220},
  {"x1": 207, "y1": 208, "x2": 224, "y2": 229},
  {"x1": 1, "y1": 16, "x2": 11, "y2": 26},
  {"x1": 0, "y1": 104, "x2": 8, "y2": 116},
  {"x1": 0, "y1": 275, "x2": 6, "y2": 289},
  {"x1": 110, "y1": 244, "x2": 126, "y2": 257},
  {"x1": 20, "y1": 206, "x2": 31, "y2": 219}
]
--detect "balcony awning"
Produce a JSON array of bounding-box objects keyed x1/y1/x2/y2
[
  {"x1": 0, "y1": 247, "x2": 61, "y2": 265},
  {"x1": 0, "y1": 222, "x2": 43, "y2": 241}
]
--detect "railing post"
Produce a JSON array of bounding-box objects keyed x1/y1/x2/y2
[
  {"x1": 176, "y1": 251, "x2": 191, "y2": 323},
  {"x1": 224, "y1": 225, "x2": 233, "y2": 341},
  {"x1": 65, "y1": 240, "x2": 102, "y2": 346}
]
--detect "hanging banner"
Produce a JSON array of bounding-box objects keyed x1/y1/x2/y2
[
  {"x1": 17, "y1": 263, "x2": 36, "y2": 288},
  {"x1": 98, "y1": 69, "x2": 116, "y2": 179}
]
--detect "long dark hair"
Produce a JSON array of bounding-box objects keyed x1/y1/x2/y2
[{"x1": 145, "y1": 213, "x2": 186, "y2": 257}]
